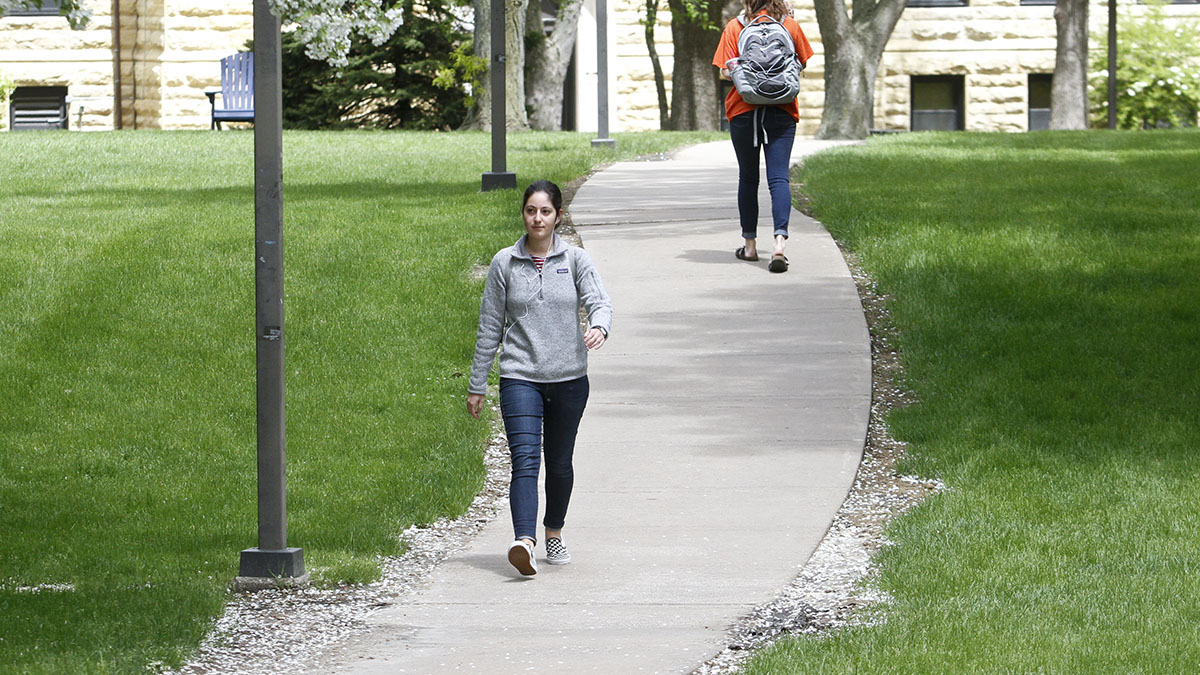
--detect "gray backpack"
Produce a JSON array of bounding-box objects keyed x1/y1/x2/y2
[{"x1": 729, "y1": 14, "x2": 804, "y2": 106}]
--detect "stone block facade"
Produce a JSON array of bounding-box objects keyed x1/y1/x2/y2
[
  {"x1": 1, "y1": 0, "x2": 252, "y2": 130},
  {"x1": 3, "y1": 0, "x2": 1196, "y2": 133},
  {"x1": 607, "y1": 0, "x2": 826, "y2": 135},
  {"x1": 608, "y1": 0, "x2": 1198, "y2": 134}
]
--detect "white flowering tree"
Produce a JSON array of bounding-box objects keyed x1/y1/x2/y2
[
  {"x1": 269, "y1": 0, "x2": 404, "y2": 68},
  {"x1": 1, "y1": 0, "x2": 402, "y2": 69}
]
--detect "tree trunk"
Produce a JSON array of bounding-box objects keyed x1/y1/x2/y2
[
  {"x1": 812, "y1": 0, "x2": 907, "y2": 139},
  {"x1": 666, "y1": 0, "x2": 723, "y2": 131},
  {"x1": 506, "y1": 0, "x2": 531, "y2": 130},
  {"x1": 817, "y1": 37, "x2": 877, "y2": 139},
  {"x1": 644, "y1": 0, "x2": 670, "y2": 129},
  {"x1": 466, "y1": 0, "x2": 530, "y2": 129},
  {"x1": 526, "y1": 0, "x2": 584, "y2": 130},
  {"x1": 1050, "y1": 0, "x2": 1089, "y2": 129},
  {"x1": 464, "y1": 0, "x2": 492, "y2": 129}
]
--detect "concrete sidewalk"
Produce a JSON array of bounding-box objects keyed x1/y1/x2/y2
[{"x1": 313, "y1": 140, "x2": 869, "y2": 673}]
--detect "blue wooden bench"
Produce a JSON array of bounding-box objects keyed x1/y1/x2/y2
[{"x1": 205, "y1": 52, "x2": 255, "y2": 130}]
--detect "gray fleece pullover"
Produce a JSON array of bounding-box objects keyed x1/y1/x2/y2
[{"x1": 469, "y1": 234, "x2": 613, "y2": 395}]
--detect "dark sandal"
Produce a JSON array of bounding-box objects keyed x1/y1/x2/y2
[
  {"x1": 735, "y1": 246, "x2": 759, "y2": 262},
  {"x1": 769, "y1": 253, "x2": 789, "y2": 273}
]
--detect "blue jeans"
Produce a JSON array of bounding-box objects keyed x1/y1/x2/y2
[
  {"x1": 728, "y1": 107, "x2": 797, "y2": 240},
  {"x1": 499, "y1": 376, "x2": 590, "y2": 543}
]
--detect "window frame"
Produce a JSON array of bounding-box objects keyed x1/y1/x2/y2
[
  {"x1": 907, "y1": 0, "x2": 969, "y2": 7},
  {"x1": 9, "y1": 86, "x2": 70, "y2": 131},
  {"x1": 910, "y1": 75, "x2": 965, "y2": 132},
  {"x1": 1028, "y1": 73, "x2": 1053, "y2": 131},
  {"x1": 4, "y1": 1, "x2": 63, "y2": 17}
]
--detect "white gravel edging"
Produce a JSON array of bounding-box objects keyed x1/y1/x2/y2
[
  {"x1": 171, "y1": 424, "x2": 512, "y2": 675},
  {"x1": 693, "y1": 246, "x2": 946, "y2": 674}
]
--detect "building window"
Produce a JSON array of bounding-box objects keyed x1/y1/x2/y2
[
  {"x1": 907, "y1": 0, "x2": 969, "y2": 7},
  {"x1": 1028, "y1": 74, "x2": 1052, "y2": 130},
  {"x1": 911, "y1": 76, "x2": 964, "y2": 131},
  {"x1": 4, "y1": 1, "x2": 63, "y2": 16},
  {"x1": 9, "y1": 86, "x2": 69, "y2": 130}
]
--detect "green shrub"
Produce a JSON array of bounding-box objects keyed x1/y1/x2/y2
[{"x1": 1090, "y1": 0, "x2": 1200, "y2": 129}]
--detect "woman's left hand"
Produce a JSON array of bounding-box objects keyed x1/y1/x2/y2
[{"x1": 584, "y1": 327, "x2": 607, "y2": 350}]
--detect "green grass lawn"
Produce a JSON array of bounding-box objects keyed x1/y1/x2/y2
[
  {"x1": 745, "y1": 130, "x2": 1200, "y2": 673},
  {"x1": 0, "y1": 128, "x2": 722, "y2": 674}
]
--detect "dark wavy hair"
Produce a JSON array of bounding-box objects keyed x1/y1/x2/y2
[
  {"x1": 742, "y1": 0, "x2": 788, "y2": 20},
  {"x1": 522, "y1": 180, "x2": 564, "y2": 227}
]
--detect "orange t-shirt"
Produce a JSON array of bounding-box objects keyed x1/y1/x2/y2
[{"x1": 712, "y1": 12, "x2": 814, "y2": 122}]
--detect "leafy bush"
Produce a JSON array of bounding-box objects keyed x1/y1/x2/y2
[
  {"x1": 1089, "y1": 0, "x2": 1200, "y2": 129},
  {"x1": 278, "y1": 0, "x2": 473, "y2": 130}
]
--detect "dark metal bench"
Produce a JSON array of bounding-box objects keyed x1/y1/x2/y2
[
  {"x1": 205, "y1": 52, "x2": 255, "y2": 130},
  {"x1": 9, "y1": 86, "x2": 69, "y2": 130}
]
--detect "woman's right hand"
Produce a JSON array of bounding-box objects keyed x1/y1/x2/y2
[{"x1": 467, "y1": 393, "x2": 486, "y2": 419}]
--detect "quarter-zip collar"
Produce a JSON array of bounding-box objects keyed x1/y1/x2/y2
[{"x1": 513, "y1": 232, "x2": 569, "y2": 262}]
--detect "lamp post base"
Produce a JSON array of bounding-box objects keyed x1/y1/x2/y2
[
  {"x1": 481, "y1": 171, "x2": 517, "y2": 192},
  {"x1": 591, "y1": 138, "x2": 617, "y2": 148},
  {"x1": 233, "y1": 547, "x2": 308, "y2": 591}
]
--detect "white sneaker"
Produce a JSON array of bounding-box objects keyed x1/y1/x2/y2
[
  {"x1": 545, "y1": 537, "x2": 571, "y2": 565},
  {"x1": 507, "y1": 539, "x2": 537, "y2": 576}
]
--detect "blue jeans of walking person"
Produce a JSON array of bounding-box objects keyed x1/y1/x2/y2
[
  {"x1": 499, "y1": 376, "x2": 590, "y2": 543},
  {"x1": 728, "y1": 106, "x2": 798, "y2": 240}
]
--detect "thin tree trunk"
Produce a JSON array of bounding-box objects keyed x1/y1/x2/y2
[
  {"x1": 526, "y1": 0, "x2": 584, "y2": 130},
  {"x1": 1050, "y1": 0, "x2": 1089, "y2": 129},
  {"x1": 464, "y1": 0, "x2": 492, "y2": 129},
  {"x1": 644, "y1": 0, "x2": 670, "y2": 129}
]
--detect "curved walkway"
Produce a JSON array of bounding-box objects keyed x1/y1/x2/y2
[{"x1": 313, "y1": 140, "x2": 869, "y2": 673}]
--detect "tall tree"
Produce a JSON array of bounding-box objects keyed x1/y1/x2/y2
[
  {"x1": 504, "y1": 0, "x2": 532, "y2": 129},
  {"x1": 467, "y1": 0, "x2": 494, "y2": 129},
  {"x1": 643, "y1": 0, "x2": 671, "y2": 129},
  {"x1": 466, "y1": 0, "x2": 531, "y2": 129},
  {"x1": 1050, "y1": 0, "x2": 1089, "y2": 129},
  {"x1": 525, "y1": 0, "x2": 585, "y2": 130},
  {"x1": 667, "y1": 0, "x2": 725, "y2": 130},
  {"x1": 812, "y1": 0, "x2": 907, "y2": 139}
]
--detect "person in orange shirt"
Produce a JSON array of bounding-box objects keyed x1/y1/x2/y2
[{"x1": 713, "y1": 0, "x2": 814, "y2": 273}]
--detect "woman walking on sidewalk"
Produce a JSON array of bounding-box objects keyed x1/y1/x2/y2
[
  {"x1": 467, "y1": 180, "x2": 613, "y2": 577},
  {"x1": 713, "y1": 0, "x2": 814, "y2": 273}
]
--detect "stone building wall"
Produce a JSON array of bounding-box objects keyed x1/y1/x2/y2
[
  {"x1": 877, "y1": 0, "x2": 1061, "y2": 132},
  {"x1": 609, "y1": 0, "x2": 827, "y2": 135},
  {"x1": 0, "y1": 0, "x2": 252, "y2": 130},
  {"x1": 609, "y1": 0, "x2": 1198, "y2": 134},
  {"x1": 4, "y1": 0, "x2": 1195, "y2": 132},
  {"x1": 0, "y1": 0, "x2": 116, "y2": 129}
]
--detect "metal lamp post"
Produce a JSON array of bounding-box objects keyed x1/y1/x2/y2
[
  {"x1": 591, "y1": 0, "x2": 616, "y2": 148},
  {"x1": 236, "y1": 0, "x2": 306, "y2": 589},
  {"x1": 482, "y1": 0, "x2": 517, "y2": 191},
  {"x1": 1107, "y1": 0, "x2": 1117, "y2": 130}
]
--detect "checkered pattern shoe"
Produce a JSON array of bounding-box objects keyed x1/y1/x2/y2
[
  {"x1": 545, "y1": 537, "x2": 571, "y2": 565},
  {"x1": 507, "y1": 540, "x2": 537, "y2": 576}
]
